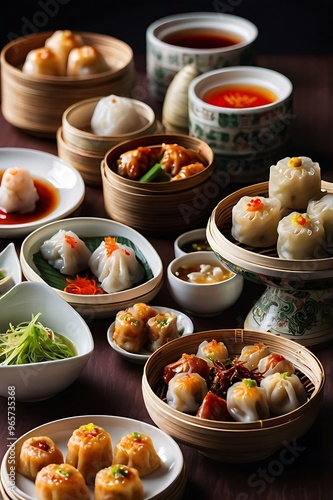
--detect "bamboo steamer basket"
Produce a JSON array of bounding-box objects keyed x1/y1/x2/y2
[
  {"x1": 101, "y1": 134, "x2": 217, "y2": 234},
  {"x1": 0, "y1": 31, "x2": 136, "y2": 137},
  {"x1": 142, "y1": 329, "x2": 325, "y2": 462},
  {"x1": 57, "y1": 96, "x2": 158, "y2": 186}
]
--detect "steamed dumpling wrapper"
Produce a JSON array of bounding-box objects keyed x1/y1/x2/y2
[
  {"x1": 91, "y1": 95, "x2": 145, "y2": 136},
  {"x1": 226, "y1": 378, "x2": 270, "y2": 422},
  {"x1": 0, "y1": 167, "x2": 39, "y2": 214},
  {"x1": 277, "y1": 212, "x2": 326, "y2": 259},
  {"x1": 260, "y1": 372, "x2": 307, "y2": 415},
  {"x1": 88, "y1": 237, "x2": 145, "y2": 293},
  {"x1": 166, "y1": 372, "x2": 208, "y2": 413}
]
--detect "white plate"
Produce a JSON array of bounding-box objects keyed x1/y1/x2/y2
[
  {"x1": 0, "y1": 148, "x2": 85, "y2": 238},
  {"x1": 1, "y1": 415, "x2": 184, "y2": 500},
  {"x1": 107, "y1": 306, "x2": 194, "y2": 364}
]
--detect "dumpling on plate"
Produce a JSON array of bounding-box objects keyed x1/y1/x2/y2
[
  {"x1": 95, "y1": 464, "x2": 144, "y2": 500},
  {"x1": 0, "y1": 167, "x2": 39, "y2": 214},
  {"x1": 35, "y1": 463, "x2": 90, "y2": 500},
  {"x1": 113, "y1": 310, "x2": 147, "y2": 353},
  {"x1": 146, "y1": 312, "x2": 179, "y2": 352},
  {"x1": 112, "y1": 432, "x2": 161, "y2": 476},
  {"x1": 18, "y1": 435, "x2": 63, "y2": 481}
]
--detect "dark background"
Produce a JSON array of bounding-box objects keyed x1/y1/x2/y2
[{"x1": 1, "y1": 0, "x2": 332, "y2": 56}]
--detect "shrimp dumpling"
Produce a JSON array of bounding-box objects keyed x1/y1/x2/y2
[
  {"x1": 166, "y1": 372, "x2": 208, "y2": 413},
  {"x1": 88, "y1": 237, "x2": 145, "y2": 293},
  {"x1": 277, "y1": 212, "x2": 326, "y2": 259},
  {"x1": 226, "y1": 378, "x2": 270, "y2": 422},
  {"x1": 238, "y1": 342, "x2": 271, "y2": 371},
  {"x1": 112, "y1": 432, "x2": 161, "y2": 476},
  {"x1": 44, "y1": 29, "x2": 84, "y2": 75},
  {"x1": 67, "y1": 45, "x2": 109, "y2": 76},
  {"x1": 91, "y1": 95, "x2": 144, "y2": 136},
  {"x1": 22, "y1": 47, "x2": 62, "y2": 76},
  {"x1": 196, "y1": 339, "x2": 229, "y2": 367},
  {"x1": 231, "y1": 196, "x2": 282, "y2": 247},
  {"x1": 260, "y1": 372, "x2": 307, "y2": 415},
  {"x1": 257, "y1": 353, "x2": 295, "y2": 377},
  {"x1": 0, "y1": 167, "x2": 39, "y2": 214},
  {"x1": 146, "y1": 312, "x2": 179, "y2": 352},
  {"x1": 40, "y1": 229, "x2": 92, "y2": 275}
]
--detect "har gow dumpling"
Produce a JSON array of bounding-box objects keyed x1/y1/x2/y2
[
  {"x1": 91, "y1": 95, "x2": 145, "y2": 136},
  {"x1": 260, "y1": 372, "x2": 307, "y2": 415},
  {"x1": 226, "y1": 378, "x2": 270, "y2": 422},
  {"x1": 22, "y1": 46, "x2": 62, "y2": 76},
  {"x1": 277, "y1": 212, "x2": 326, "y2": 259},
  {"x1": 238, "y1": 342, "x2": 271, "y2": 371},
  {"x1": 0, "y1": 167, "x2": 39, "y2": 213},
  {"x1": 44, "y1": 29, "x2": 84, "y2": 75},
  {"x1": 196, "y1": 339, "x2": 229, "y2": 367},
  {"x1": 166, "y1": 372, "x2": 208, "y2": 413},
  {"x1": 67, "y1": 45, "x2": 109, "y2": 76},
  {"x1": 257, "y1": 353, "x2": 295, "y2": 377},
  {"x1": 88, "y1": 236, "x2": 145, "y2": 293},
  {"x1": 40, "y1": 229, "x2": 92, "y2": 275}
]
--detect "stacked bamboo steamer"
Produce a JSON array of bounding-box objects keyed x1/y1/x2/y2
[
  {"x1": 101, "y1": 133, "x2": 218, "y2": 234},
  {"x1": 0, "y1": 31, "x2": 136, "y2": 137},
  {"x1": 57, "y1": 96, "x2": 158, "y2": 186}
]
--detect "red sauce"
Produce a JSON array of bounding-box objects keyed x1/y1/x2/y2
[
  {"x1": 162, "y1": 29, "x2": 242, "y2": 49},
  {"x1": 203, "y1": 84, "x2": 278, "y2": 108},
  {"x1": 0, "y1": 174, "x2": 59, "y2": 225}
]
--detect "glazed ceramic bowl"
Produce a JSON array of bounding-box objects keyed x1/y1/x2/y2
[
  {"x1": 173, "y1": 228, "x2": 211, "y2": 257},
  {"x1": 167, "y1": 251, "x2": 243, "y2": 316},
  {"x1": 0, "y1": 282, "x2": 94, "y2": 402},
  {"x1": 188, "y1": 66, "x2": 293, "y2": 183},
  {"x1": 0, "y1": 243, "x2": 22, "y2": 296},
  {"x1": 146, "y1": 12, "x2": 258, "y2": 101},
  {"x1": 19, "y1": 217, "x2": 163, "y2": 319},
  {"x1": 0, "y1": 31, "x2": 136, "y2": 137},
  {"x1": 142, "y1": 329, "x2": 325, "y2": 462}
]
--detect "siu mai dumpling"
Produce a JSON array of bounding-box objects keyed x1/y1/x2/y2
[
  {"x1": 91, "y1": 95, "x2": 144, "y2": 136},
  {"x1": 307, "y1": 193, "x2": 333, "y2": 253},
  {"x1": 269, "y1": 156, "x2": 322, "y2": 210},
  {"x1": 113, "y1": 310, "x2": 147, "y2": 353},
  {"x1": 18, "y1": 436, "x2": 63, "y2": 481},
  {"x1": 226, "y1": 378, "x2": 270, "y2": 422},
  {"x1": 66, "y1": 422, "x2": 113, "y2": 485},
  {"x1": 35, "y1": 463, "x2": 90, "y2": 500},
  {"x1": 196, "y1": 339, "x2": 229, "y2": 367},
  {"x1": 231, "y1": 195, "x2": 282, "y2": 247},
  {"x1": 22, "y1": 47, "x2": 61, "y2": 76},
  {"x1": 277, "y1": 212, "x2": 326, "y2": 259},
  {"x1": 95, "y1": 464, "x2": 144, "y2": 500},
  {"x1": 45, "y1": 29, "x2": 84, "y2": 75},
  {"x1": 112, "y1": 432, "x2": 161, "y2": 476},
  {"x1": 257, "y1": 353, "x2": 295, "y2": 377},
  {"x1": 238, "y1": 343, "x2": 271, "y2": 371},
  {"x1": 126, "y1": 302, "x2": 158, "y2": 323},
  {"x1": 88, "y1": 237, "x2": 145, "y2": 293},
  {"x1": 0, "y1": 167, "x2": 39, "y2": 214},
  {"x1": 260, "y1": 372, "x2": 307, "y2": 415},
  {"x1": 40, "y1": 229, "x2": 92, "y2": 275},
  {"x1": 146, "y1": 312, "x2": 179, "y2": 352},
  {"x1": 166, "y1": 372, "x2": 208, "y2": 413},
  {"x1": 67, "y1": 45, "x2": 109, "y2": 76}
]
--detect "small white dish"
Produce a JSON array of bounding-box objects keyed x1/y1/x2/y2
[
  {"x1": 0, "y1": 242, "x2": 22, "y2": 295},
  {"x1": 107, "y1": 306, "x2": 194, "y2": 364},
  {"x1": 0, "y1": 147, "x2": 85, "y2": 238},
  {"x1": 1, "y1": 414, "x2": 184, "y2": 500}
]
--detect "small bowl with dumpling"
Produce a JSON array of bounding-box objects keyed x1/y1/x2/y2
[
  {"x1": 57, "y1": 94, "x2": 158, "y2": 186},
  {"x1": 0, "y1": 30, "x2": 136, "y2": 137},
  {"x1": 0, "y1": 281, "x2": 94, "y2": 401},
  {"x1": 142, "y1": 328, "x2": 325, "y2": 462},
  {"x1": 19, "y1": 217, "x2": 163, "y2": 319}
]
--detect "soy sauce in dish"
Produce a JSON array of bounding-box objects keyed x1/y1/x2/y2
[{"x1": 162, "y1": 29, "x2": 243, "y2": 49}]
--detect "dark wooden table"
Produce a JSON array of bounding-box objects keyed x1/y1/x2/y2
[{"x1": 1, "y1": 54, "x2": 333, "y2": 500}]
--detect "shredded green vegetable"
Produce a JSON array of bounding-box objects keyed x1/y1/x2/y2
[{"x1": 0, "y1": 313, "x2": 76, "y2": 365}]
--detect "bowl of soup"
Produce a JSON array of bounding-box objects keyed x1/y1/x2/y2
[
  {"x1": 188, "y1": 66, "x2": 293, "y2": 183},
  {"x1": 167, "y1": 251, "x2": 243, "y2": 316},
  {"x1": 146, "y1": 12, "x2": 258, "y2": 102}
]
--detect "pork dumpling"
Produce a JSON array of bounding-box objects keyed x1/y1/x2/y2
[
  {"x1": 166, "y1": 372, "x2": 208, "y2": 413},
  {"x1": 67, "y1": 45, "x2": 109, "y2": 76},
  {"x1": 260, "y1": 372, "x2": 307, "y2": 415},
  {"x1": 277, "y1": 212, "x2": 326, "y2": 259},
  {"x1": 35, "y1": 463, "x2": 90, "y2": 500},
  {"x1": 40, "y1": 229, "x2": 92, "y2": 275},
  {"x1": 269, "y1": 156, "x2": 322, "y2": 210},
  {"x1": 91, "y1": 95, "x2": 144, "y2": 136},
  {"x1": 22, "y1": 47, "x2": 62, "y2": 76},
  {"x1": 126, "y1": 302, "x2": 158, "y2": 323},
  {"x1": 88, "y1": 237, "x2": 145, "y2": 293},
  {"x1": 257, "y1": 353, "x2": 295, "y2": 377},
  {"x1": 238, "y1": 343, "x2": 271, "y2": 371},
  {"x1": 44, "y1": 29, "x2": 84, "y2": 75},
  {"x1": 231, "y1": 196, "x2": 282, "y2": 247},
  {"x1": 163, "y1": 352, "x2": 210, "y2": 384},
  {"x1": 0, "y1": 167, "x2": 39, "y2": 213},
  {"x1": 307, "y1": 193, "x2": 333, "y2": 253},
  {"x1": 159, "y1": 143, "x2": 202, "y2": 176},
  {"x1": 112, "y1": 432, "x2": 161, "y2": 476},
  {"x1": 196, "y1": 339, "x2": 229, "y2": 367},
  {"x1": 226, "y1": 378, "x2": 270, "y2": 422},
  {"x1": 95, "y1": 464, "x2": 144, "y2": 500},
  {"x1": 66, "y1": 422, "x2": 113, "y2": 485},
  {"x1": 112, "y1": 310, "x2": 147, "y2": 353},
  {"x1": 17, "y1": 436, "x2": 63, "y2": 481},
  {"x1": 146, "y1": 312, "x2": 179, "y2": 352}
]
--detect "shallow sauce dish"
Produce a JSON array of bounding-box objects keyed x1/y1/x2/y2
[
  {"x1": 0, "y1": 148, "x2": 85, "y2": 238},
  {"x1": 107, "y1": 306, "x2": 194, "y2": 364},
  {"x1": 0, "y1": 243, "x2": 22, "y2": 295},
  {"x1": 1, "y1": 415, "x2": 185, "y2": 500}
]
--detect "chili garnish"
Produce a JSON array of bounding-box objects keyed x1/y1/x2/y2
[
  {"x1": 292, "y1": 213, "x2": 309, "y2": 226},
  {"x1": 246, "y1": 198, "x2": 264, "y2": 212},
  {"x1": 64, "y1": 274, "x2": 104, "y2": 295},
  {"x1": 104, "y1": 236, "x2": 130, "y2": 257}
]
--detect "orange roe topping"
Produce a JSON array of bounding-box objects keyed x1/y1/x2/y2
[
  {"x1": 246, "y1": 198, "x2": 264, "y2": 212},
  {"x1": 64, "y1": 275, "x2": 104, "y2": 295},
  {"x1": 104, "y1": 236, "x2": 119, "y2": 257},
  {"x1": 64, "y1": 234, "x2": 78, "y2": 248},
  {"x1": 292, "y1": 213, "x2": 309, "y2": 226}
]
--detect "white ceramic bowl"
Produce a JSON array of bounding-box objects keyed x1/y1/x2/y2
[
  {"x1": 19, "y1": 217, "x2": 163, "y2": 319},
  {"x1": 0, "y1": 282, "x2": 94, "y2": 402},
  {"x1": 146, "y1": 12, "x2": 258, "y2": 101},
  {"x1": 188, "y1": 66, "x2": 293, "y2": 183},
  {"x1": 173, "y1": 228, "x2": 211, "y2": 257},
  {"x1": 167, "y1": 251, "x2": 243, "y2": 316},
  {"x1": 0, "y1": 243, "x2": 22, "y2": 295}
]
